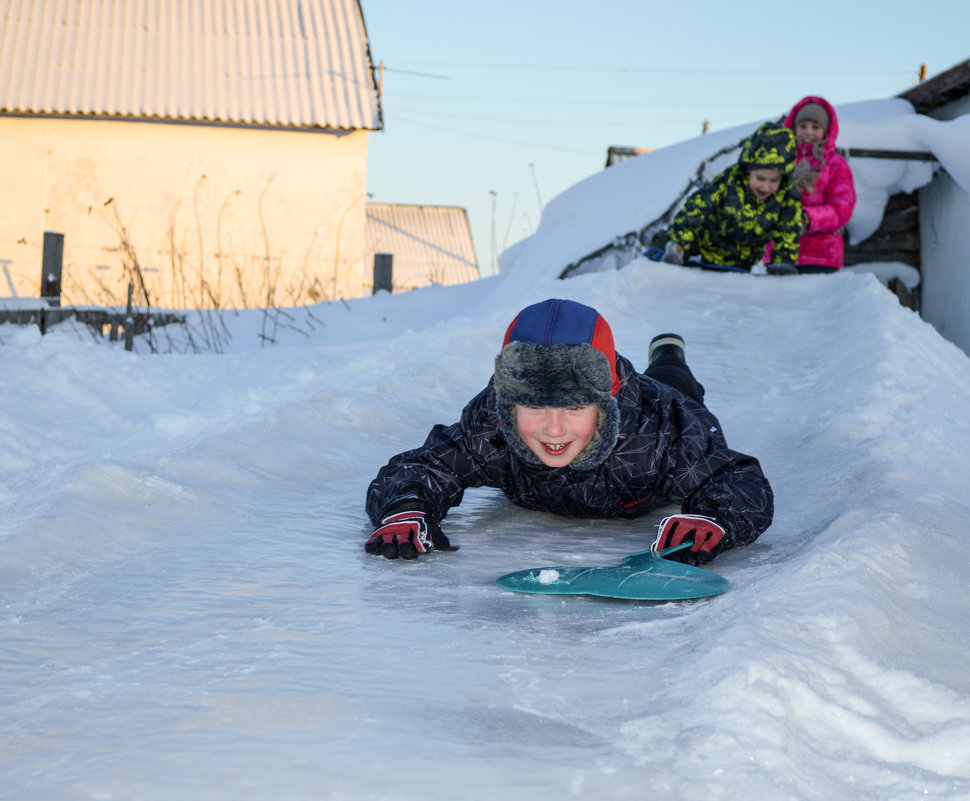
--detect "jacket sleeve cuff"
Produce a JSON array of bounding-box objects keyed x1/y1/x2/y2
[
  {"x1": 379, "y1": 496, "x2": 433, "y2": 521},
  {"x1": 682, "y1": 499, "x2": 739, "y2": 547}
]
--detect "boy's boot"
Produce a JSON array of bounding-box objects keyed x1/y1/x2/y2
[
  {"x1": 645, "y1": 333, "x2": 705, "y2": 405},
  {"x1": 648, "y1": 333, "x2": 686, "y2": 366}
]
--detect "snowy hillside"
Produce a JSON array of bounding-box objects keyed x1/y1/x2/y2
[{"x1": 3, "y1": 101, "x2": 970, "y2": 800}]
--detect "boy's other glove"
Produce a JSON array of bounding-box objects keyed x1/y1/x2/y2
[
  {"x1": 767, "y1": 262, "x2": 798, "y2": 276},
  {"x1": 652, "y1": 514, "x2": 729, "y2": 565},
  {"x1": 662, "y1": 240, "x2": 685, "y2": 265},
  {"x1": 365, "y1": 510, "x2": 456, "y2": 560}
]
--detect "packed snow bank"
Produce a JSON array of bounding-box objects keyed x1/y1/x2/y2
[
  {"x1": 3, "y1": 259, "x2": 970, "y2": 800},
  {"x1": 499, "y1": 99, "x2": 968, "y2": 288}
]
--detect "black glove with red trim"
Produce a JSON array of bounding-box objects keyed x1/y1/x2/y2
[
  {"x1": 652, "y1": 514, "x2": 730, "y2": 565},
  {"x1": 365, "y1": 510, "x2": 457, "y2": 560}
]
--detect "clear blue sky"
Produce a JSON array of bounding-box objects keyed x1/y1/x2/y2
[{"x1": 361, "y1": 0, "x2": 968, "y2": 276}]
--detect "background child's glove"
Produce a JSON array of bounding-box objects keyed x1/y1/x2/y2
[
  {"x1": 767, "y1": 262, "x2": 798, "y2": 276},
  {"x1": 662, "y1": 240, "x2": 685, "y2": 265},
  {"x1": 365, "y1": 510, "x2": 456, "y2": 560},
  {"x1": 652, "y1": 514, "x2": 729, "y2": 565}
]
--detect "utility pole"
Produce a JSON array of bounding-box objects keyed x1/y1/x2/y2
[
  {"x1": 489, "y1": 190, "x2": 498, "y2": 276},
  {"x1": 529, "y1": 163, "x2": 543, "y2": 217}
]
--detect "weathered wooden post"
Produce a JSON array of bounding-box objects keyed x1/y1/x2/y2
[
  {"x1": 124, "y1": 281, "x2": 135, "y2": 351},
  {"x1": 41, "y1": 231, "x2": 64, "y2": 307},
  {"x1": 373, "y1": 253, "x2": 393, "y2": 294}
]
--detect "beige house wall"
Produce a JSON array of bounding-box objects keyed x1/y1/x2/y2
[{"x1": 0, "y1": 117, "x2": 369, "y2": 308}]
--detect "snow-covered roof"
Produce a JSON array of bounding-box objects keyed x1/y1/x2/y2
[
  {"x1": 0, "y1": 0, "x2": 382, "y2": 131},
  {"x1": 899, "y1": 58, "x2": 970, "y2": 114}
]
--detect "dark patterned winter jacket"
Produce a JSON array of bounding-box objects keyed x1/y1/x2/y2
[
  {"x1": 670, "y1": 122, "x2": 803, "y2": 268},
  {"x1": 366, "y1": 354, "x2": 773, "y2": 549}
]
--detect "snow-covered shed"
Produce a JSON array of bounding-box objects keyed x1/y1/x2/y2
[
  {"x1": 0, "y1": 0, "x2": 383, "y2": 309},
  {"x1": 897, "y1": 58, "x2": 970, "y2": 356},
  {"x1": 546, "y1": 59, "x2": 970, "y2": 356}
]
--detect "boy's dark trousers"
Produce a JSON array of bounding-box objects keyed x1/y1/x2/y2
[{"x1": 644, "y1": 354, "x2": 706, "y2": 407}]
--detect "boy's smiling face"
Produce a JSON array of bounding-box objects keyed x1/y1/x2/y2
[{"x1": 515, "y1": 405, "x2": 599, "y2": 467}]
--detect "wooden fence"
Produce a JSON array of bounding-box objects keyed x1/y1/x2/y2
[{"x1": 1, "y1": 231, "x2": 185, "y2": 350}]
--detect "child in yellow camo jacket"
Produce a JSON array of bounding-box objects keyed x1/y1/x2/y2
[{"x1": 658, "y1": 122, "x2": 803, "y2": 275}]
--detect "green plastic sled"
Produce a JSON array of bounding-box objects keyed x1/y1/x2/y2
[{"x1": 494, "y1": 546, "x2": 729, "y2": 601}]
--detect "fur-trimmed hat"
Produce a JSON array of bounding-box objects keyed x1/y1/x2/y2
[
  {"x1": 794, "y1": 102, "x2": 830, "y2": 133},
  {"x1": 493, "y1": 299, "x2": 620, "y2": 471},
  {"x1": 738, "y1": 122, "x2": 797, "y2": 177}
]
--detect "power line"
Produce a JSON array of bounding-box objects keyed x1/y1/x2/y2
[
  {"x1": 382, "y1": 66, "x2": 450, "y2": 80},
  {"x1": 385, "y1": 60, "x2": 914, "y2": 78},
  {"x1": 386, "y1": 111, "x2": 602, "y2": 155},
  {"x1": 388, "y1": 94, "x2": 804, "y2": 108},
  {"x1": 388, "y1": 106, "x2": 753, "y2": 128}
]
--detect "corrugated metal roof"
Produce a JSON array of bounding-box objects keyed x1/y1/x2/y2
[
  {"x1": 0, "y1": 0, "x2": 382, "y2": 130},
  {"x1": 366, "y1": 203, "x2": 480, "y2": 291}
]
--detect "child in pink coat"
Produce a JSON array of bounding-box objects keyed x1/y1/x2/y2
[{"x1": 780, "y1": 96, "x2": 856, "y2": 272}]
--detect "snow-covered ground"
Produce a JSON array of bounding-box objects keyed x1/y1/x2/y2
[{"x1": 2, "y1": 100, "x2": 970, "y2": 801}]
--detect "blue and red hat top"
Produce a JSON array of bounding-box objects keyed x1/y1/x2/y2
[
  {"x1": 501, "y1": 298, "x2": 621, "y2": 396},
  {"x1": 494, "y1": 299, "x2": 621, "y2": 470}
]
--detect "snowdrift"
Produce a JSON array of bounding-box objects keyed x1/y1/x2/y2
[{"x1": 3, "y1": 258, "x2": 970, "y2": 800}]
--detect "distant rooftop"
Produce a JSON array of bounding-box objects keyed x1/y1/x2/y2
[
  {"x1": 366, "y1": 204, "x2": 479, "y2": 291},
  {"x1": 0, "y1": 0, "x2": 382, "y2": 130},
  {"x1": 898, "y1": 58, "x2": 970, "y2": 114},
  {"x1": 605, "y1": 146, "x2": 653, "y2": 168}
]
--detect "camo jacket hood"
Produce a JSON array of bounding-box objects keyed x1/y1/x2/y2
[{"x1": 738, "y1": 122, "x2": 798, "y2": 178}]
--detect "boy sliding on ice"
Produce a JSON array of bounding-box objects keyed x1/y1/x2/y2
[
  {"x1": 365, "y1": 298, "x2": 773, "y2": 565},
  {"x1": 656, "y1": 122, "x2": 803, "y2": 274}
]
